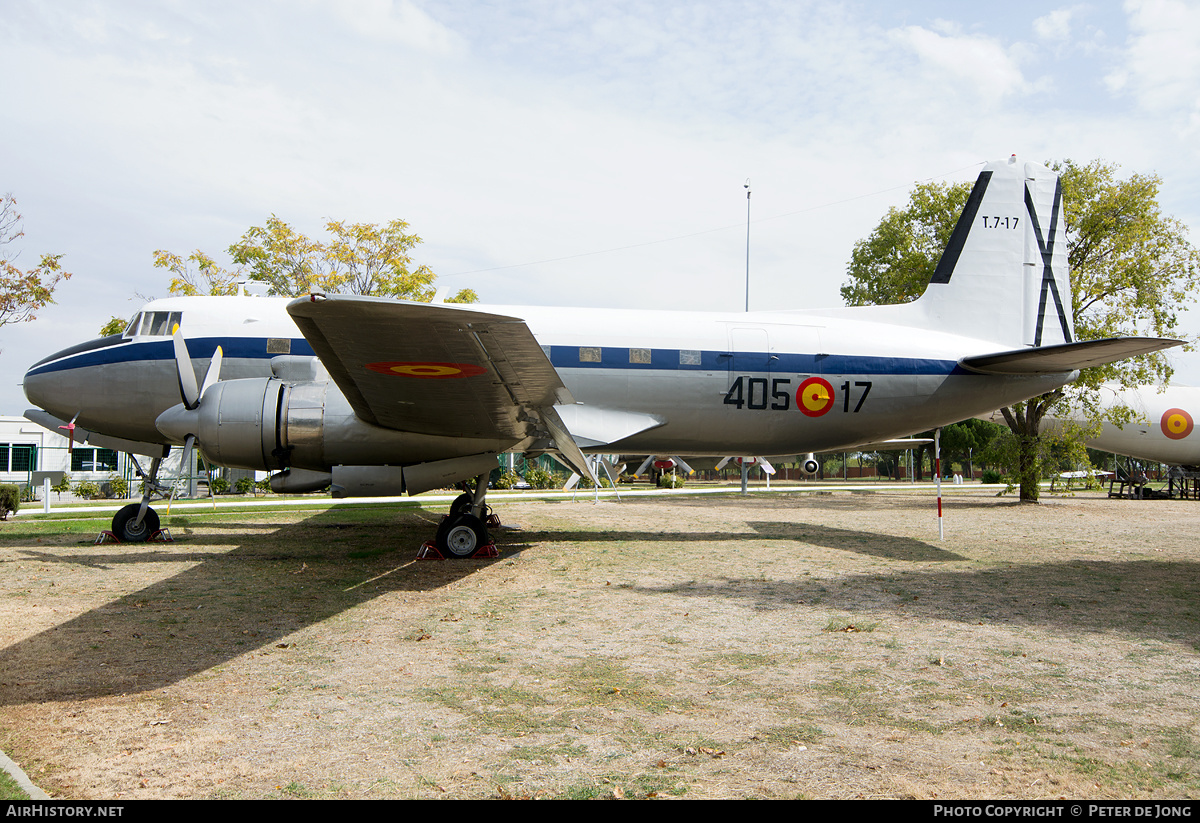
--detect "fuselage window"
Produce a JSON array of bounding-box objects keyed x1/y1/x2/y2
[
  {"x1": 679, "y1": 350, "x2": 701, "y2": 366},
  {"x1": 629, "y1": 348, "x2": 651, "y2": 364},
  {"x1": 579, "y1": 347, "x2": 601, "y2": 363}
]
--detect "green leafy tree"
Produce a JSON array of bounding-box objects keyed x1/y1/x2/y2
[
  {"x1": 153, "y1": 249, "x2": 241, "y2": 297},
  {"x1": 0, "y1": 194, "x2": 72, "y2": 327},
  {"x1": 842, "y1": 160, "x2": 1199, "y2": 500},
  {"x1": 224, "y1": 217, "x2": 477, "y2": 302},
  {"x1": 99, "y1": 316, "x2": 126, "y2": 336}
]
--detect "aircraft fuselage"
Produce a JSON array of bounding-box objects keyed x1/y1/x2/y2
[{"x1": 25, "y1": 295, "x2": 1072, "y2": 469}]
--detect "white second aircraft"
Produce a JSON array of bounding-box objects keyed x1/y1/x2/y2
[
  {"x1": 1041, "y1": 384, "x2": 1200, "y2": 469},
  {"x1": 23, "y1": 157, "x2": 1181, "y2": 554}
]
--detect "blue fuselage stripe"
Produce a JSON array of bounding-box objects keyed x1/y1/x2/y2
[
  {"x1": 545, "y1": 347, "x2": 963, "y2": 376},
  {"x1": 28, "y1": 338, "x2": 967, "y2": 378},
  {"x1": 26, "y1": 337, "x2": 318, "y2": 376}
]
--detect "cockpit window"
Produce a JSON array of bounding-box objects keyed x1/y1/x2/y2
[
  {"x1": 135, "y1": 311, "x2": 183, "y2": 337},
  {"x1": 123, "y1": 314, "x2": 141, "y2": 338}
]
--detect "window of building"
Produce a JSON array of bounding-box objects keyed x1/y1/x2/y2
[
  {"x1": 71, "y1": 448, "x2": 118, "y2": 473},
  {"x1": 0, "y1": 443, "x2": 38, "y2": 473}
]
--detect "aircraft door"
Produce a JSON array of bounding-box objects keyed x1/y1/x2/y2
[{"x1": 726, "y1": 327, "x2": 779, "y2": 413}]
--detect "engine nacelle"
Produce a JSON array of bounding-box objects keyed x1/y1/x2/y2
[
  {"x1": 155, "y1": 376, "x2": 513, "y2": 489},
  {"x1": 800, "y1": 453, "x2": 820, "y2": 477}
]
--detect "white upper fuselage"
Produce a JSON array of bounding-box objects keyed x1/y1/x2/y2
[{"x1": 25, "y1": 294, "x2": 1073, "y2": 465}]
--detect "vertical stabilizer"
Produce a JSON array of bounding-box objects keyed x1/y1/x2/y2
[{"x1": 914, "y1": 156, "x2": 1072, "y2": 349}]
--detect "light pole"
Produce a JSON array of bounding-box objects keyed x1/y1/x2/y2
[{"x1": 744, "y1": 178, "x2": 751, "y2": 312}]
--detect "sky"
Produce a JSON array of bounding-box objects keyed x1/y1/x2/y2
[{"x1": 2, "y1": 0, "x2": 1199, "y2": 413}]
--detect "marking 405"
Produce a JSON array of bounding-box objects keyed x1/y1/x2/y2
[{"x1": 723, "y1": 376, "x2": 872, "y2": 417}]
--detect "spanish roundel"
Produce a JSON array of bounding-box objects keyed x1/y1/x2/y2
[
  {"x1": 366, "y1": 361, "x2": 487, "y2": 379},
  {"x1": 796, "y1": 377, "x2": 835, "y2": 417},
  {"x1": 1161, "y1": 407, "x2": 1194, "y2": 440}
]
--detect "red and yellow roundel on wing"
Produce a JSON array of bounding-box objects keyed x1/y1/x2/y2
[
  {"x1": 1161, "y1": 407, "x2": 1194, "y2": 440},
  {"x1": 365, "y1": 361, "x2": 487, "y2": 379},
  {"x1": 796, "y1": 377, "x2": 835, "y2": 417}
]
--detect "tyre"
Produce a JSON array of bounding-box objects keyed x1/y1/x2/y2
[
  {"x1": 435, "y1": 513, "x2": 487, "y2": 558},
  {"x1": 112, "y1": 503, "x2": 159, "y2": 543}
]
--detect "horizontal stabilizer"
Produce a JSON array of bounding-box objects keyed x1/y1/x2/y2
[{"x1": 959, "y1": 337, "x2": 1183, "y2": 375}]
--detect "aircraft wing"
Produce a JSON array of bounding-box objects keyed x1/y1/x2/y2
[
  {"x1": 24, "y1": 409, "x2": 168, "y2": 458},
  {"x1": 286, "y1": 295, "x2": 595, "y2": 479},
  {"x1": 852, "y1": 438, "x2": 934, "y2": 452},
  {"x1": 960, "y1": 337, "x2": 1183, "y2": 374}
]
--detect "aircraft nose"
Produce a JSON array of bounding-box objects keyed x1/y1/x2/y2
[{"x1": 155, "y1": 403, "x2": 198, "y2": 444}]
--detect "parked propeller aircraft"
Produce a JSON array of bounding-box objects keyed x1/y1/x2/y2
[
  {"x1": 1052, "y1": 384, "x2": 1200, "y2": 468},
  {"x1": 23, "y1": 157, "x2": 1182, "y2": 555}
]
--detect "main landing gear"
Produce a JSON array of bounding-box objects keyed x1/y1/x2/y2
[{"x1": 420, "y1": 471, "x2": 500, "y2": 559}]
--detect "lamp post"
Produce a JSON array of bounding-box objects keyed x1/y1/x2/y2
[{"x1": 744, "y1": 178, "x2": 751, "y2": 312}]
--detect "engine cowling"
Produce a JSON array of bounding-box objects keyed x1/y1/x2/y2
[
  {"x1": 155, "y1": 376, "x2": 513, "y2": 486},
  {"x1": 800, "y1": 453, "x2": 820, "y2": 477}
]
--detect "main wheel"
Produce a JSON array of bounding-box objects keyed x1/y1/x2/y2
[
  {"x1": 112, "y1": 503, "x2": 160, "y2": 543},
  {"x1": 434, "y1": 513, "x2": 488, "y2": 558}
]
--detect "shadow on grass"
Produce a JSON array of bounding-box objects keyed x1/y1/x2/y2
[
  {"x1": 0, "y1": 505, "x2": 511, "y2": 706},
  {"x1": 640, "y1": 558, "x2": 1200, "y2": 645}
]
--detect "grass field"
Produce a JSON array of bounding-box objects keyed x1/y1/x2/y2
[{"x1": 1, "y1": 485, "x2": 1199, "y2": 799}]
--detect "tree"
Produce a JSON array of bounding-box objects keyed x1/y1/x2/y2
[
  {"x1": 0, "y1": 194, "x2": 72, "y2": 327},
  {"x1": 153, "y1": 249, "x2": 240, "y2": 297},
  {"x1": 223, "y1": 216, "x2": 477, "y2": 302},
  {"x1": 841, "y1": 160, "x2": 1199, "y2": 500},
  {"x1": 156, "y1": 217, "x2": 477, "y2": 303}
]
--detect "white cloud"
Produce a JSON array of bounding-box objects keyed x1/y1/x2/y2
[
  {"x1": 1034, "y1": 7, "x2": 1079, "y2": 41},
  {"x1": 1106, "y1": 0, "x2": 1200, "y2": 127},
  {"x1": 891, "y1": 23, "x2": 1027, "y2": 100},
  {"x1": 325, "y1": 0, "x2": 465, "y2": 55}
]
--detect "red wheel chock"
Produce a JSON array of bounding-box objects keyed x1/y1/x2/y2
[
  {"x1": 95, "y1": 529, "x2": 173, "y2": 544},
  {"x1": 415, "y1": 539, "x2": 498, "y2": 560}
]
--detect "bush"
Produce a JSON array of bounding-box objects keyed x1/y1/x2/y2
[
  {"x1": 657, "y1": 474, "x2": 686, "y2": 489},
  {"x1": 981, "y1": 469, "x2": 1003, "y2": 484},
  {"x1": 105, "y1": 475, "x2": 128, "y2": 498},
  {"x1": 0, "y1": 485, "x2": 18, "y2": 519},
  {"x1": 524, "y1": 467, "x2": 555, "y2": 490},
  {"x1": 51, "y1": 474, "x2": 72, "y2": 499},
  {"x1": 494, "y1": 470, "x2": 522, "y2": 490},
  {"x1": 235, "y1": 477, "x2": 254, "y2": 495},
  {"x1": 75, "y1": 480, "x2": 100, "y2": 499},
  {"x1": 210, "y1": 477, "x2": 230, "y2": 495}
]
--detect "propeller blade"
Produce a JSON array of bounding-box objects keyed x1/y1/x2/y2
[
  {"x1": 758, "y1": 457, "x2": 776, "y2": 475},
  {"x1": 715, "y1": 456, "x2": 733, "y2": 470},
  {"x1": 173, "y1": 329, "x2": 200, "y2": 410},
  {"x1": 632, "y1": 456, "x2": 655, "y2": 477},
  {"x1": 671, "y1": 456, "x2": 695, "y2": 475},
  {"x1": 199, "y1": 345, "x2": 223, "y2": 397}
]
